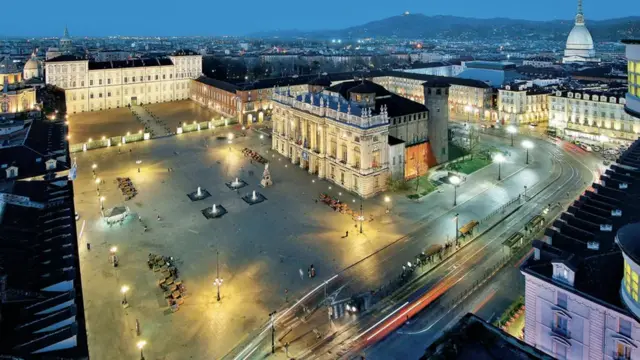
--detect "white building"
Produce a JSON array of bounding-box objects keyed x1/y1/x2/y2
[
  {"x1": 396, "y1": 61, "x2": 465, "y2": 77},
  {"x1": 498, "y1": 83, "x2": 551, "y2": 125},
  {"x1": 563, "y1": 0, "x2": 600, "y2": 64},
  {"x1": 548, "y1": 89, "x2": 637, "y2": 144},
  {"x1": 45, "y1": 50, "x2": 202, "y2": 114},
  {"x1": 520, "y1": 143, "x2": 640, "y2": 360}
]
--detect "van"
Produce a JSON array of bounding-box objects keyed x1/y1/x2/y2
[{"x1": 580, "y1": 144, "x2": 592, "y2": 152}]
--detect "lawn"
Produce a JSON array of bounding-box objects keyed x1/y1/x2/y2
[
  {"x1": 405, "y1": 175, "x2": 437, "y2": 199},
  {"x1": 454, "y1": 157, "x2": 492, "y2": 174}
]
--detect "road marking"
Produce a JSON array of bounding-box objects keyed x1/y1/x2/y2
[
  {"x1": 78, "y1": 220, "x2": 86, "y2": 241},
  {"x1": 188, "y1": 229, "x2": 199, "y2": 234}
]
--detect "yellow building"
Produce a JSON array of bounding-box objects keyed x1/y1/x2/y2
[
  {"x1": 0, "y1": 57, "x2": 37, "y2": 114},
  {"x1": 498, "y1": 83, "x2": 550, "y2": 125},
  {"x1": 45, "y1": 50, "x2": 202, "y2": 114}
]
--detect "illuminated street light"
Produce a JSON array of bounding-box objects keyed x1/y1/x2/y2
[
  {"x1": 507, "y1": 125, "x2": 517, "y2": 146},
  {"x1": 385, "y1": 195, "x2": 391, "y2": 213},
  {"x1": 110, "y1": 246, "x2": 118, "y2": 254},
  {"x1": 136, "y1": 340, "x2": 146, "y2": 360},
  {"x1": 99, "y1": 196, "x2": 105, "y2": 210},
  {"x1": 92, "y1": 164, "x2": 97, "y2": 170},
  {"x1": 494, "y1": 153, "x2": 505, "y2": 181},
  {"x1": 121, "y1": 285, "x2": 129, "y2": 305},
  {"x1": 95, "y1": 178, "x2": 101, "y2": 192},
  {"x1": 450, "y1": 175, "x2": 461, "y2": 206},
  {"x1": 522, "y1": 140, "x2": 534, "y2": 164},
  {"x1": 214, "y1": 251, "x2": 223, "y2": 301}
]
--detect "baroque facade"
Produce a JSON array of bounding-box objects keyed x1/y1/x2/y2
[
  {"x1": 271, "y1": 83, "x2": 392, "y2": 198},
  {"x1": 498, "y1": 83, "x2": 551, "y2": 125},
  {"x1": 45, "y1": 50, "x2": 202, "y2": 114}
]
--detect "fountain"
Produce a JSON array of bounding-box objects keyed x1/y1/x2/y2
[
  {"x1": 187, "y1": 186, "x2": 211, "y2": 201},
  {"x1": 242, "y1": 189, "x2": 267, "y2": 205},
  {"x1": 202, "y1": 203, "x2": 227, "y2": 219},
  {"x1": 225, "y1": 177, "x2": 248, "y2": 190}
]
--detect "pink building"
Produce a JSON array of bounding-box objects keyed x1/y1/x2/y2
[{"x1": 520, "y1": 39, "x2": 640, "y2": 360}]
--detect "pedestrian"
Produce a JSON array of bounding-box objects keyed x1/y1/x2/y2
[
  {"x1": 299, "y1": 268, "x2": 304, "y2": 280},
  {"x1": 157, "y1": 215, "x2": 161, "y2": 221},
  {"x1": 138, "y1": 167, "x2": 140, "y2": 173},
  {"x1": 86, "y1": 243, "x2": 91, "y2": 250},
  {"x1": 308, "y1": 267, "x2": 311, "y2": 278},
  {"x1": 346, "y1": 230, "x2": 349, "y2": 237}
]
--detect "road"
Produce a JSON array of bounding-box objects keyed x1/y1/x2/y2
[
  {"x1": 227, "y1": 131, "x2": 602, "y2": 360},
  {"x1": 330, "y1": 137, "x2": 601, "y2": 359}
]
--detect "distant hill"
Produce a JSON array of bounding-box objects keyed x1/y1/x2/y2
[{"x1": 249, "y1": 14, "x2": 640, "y2": 42}]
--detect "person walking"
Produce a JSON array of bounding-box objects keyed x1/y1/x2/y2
[{"x1": 345, "y1": 230, "x2": 349, "y2": 237}]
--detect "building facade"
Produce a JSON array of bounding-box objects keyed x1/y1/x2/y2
[
  {"x1": 271, "y1": 83, "x2": 392, "y2": 198},
  {"x1": 45, "y1": 50, "x2": 202, "y2": 114},
  {"x1": 498, "y1": 84, "x2": 550, "y2": 125},
  {"x1": 624, "y1": 40, "x2": 640, "y2": 119},
  {"x1": 549, "y1": 89, "x2": 637, "y2": 144},
  {"x1": 0, "y1": 57, "x2": 37, "y2": 114}
]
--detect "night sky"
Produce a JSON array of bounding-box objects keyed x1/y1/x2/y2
[{"x1": 3, "y1": 0, "x2": 635, "y2": 37}]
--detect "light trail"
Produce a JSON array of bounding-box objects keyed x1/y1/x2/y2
[
  {"x1": 235, "y1": 275, "x2": 338, "y2": 360},
  {"x1": 354, "y1": 302, "x2": 409, "y2": 341},
  {"x1": 472, "y1": 289, "x2": 496, "y2": 314}
]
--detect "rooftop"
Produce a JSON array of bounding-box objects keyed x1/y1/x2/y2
[
  {"x1": 88, "y1": 57, "x2": 173, "y2": 70},
  {"x1": 44, "y1": 55, "x2": 85, "y2": 63},
  {"x1": 421, "y1": 313, "x2": 555, "y2": 360},
  {"x1": 521, "y1": 137, "x2": 640, "y2": 316}
]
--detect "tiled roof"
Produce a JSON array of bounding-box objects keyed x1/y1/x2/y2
[
  {"x1": 44, "y1": 55, "x2": 85, "y2": 63},
  {"x1": 88, "y1": 58, "x2": 173, "y2": 70}
]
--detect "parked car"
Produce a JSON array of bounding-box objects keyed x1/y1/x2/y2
[{"x1": 580, "y1": 144, "x2": 592, "y2": 152}]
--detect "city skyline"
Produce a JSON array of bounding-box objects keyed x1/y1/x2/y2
[{"x1": 1, "y1": 0, "x2": 638, "y2": 37}]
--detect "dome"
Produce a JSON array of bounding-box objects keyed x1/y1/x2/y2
[
  {"x1": 566, "y1": 24, "x2": 594, "y2": 50},
  {"x1": 24, "y1": 56, "x2": 39, "y2": 70}
]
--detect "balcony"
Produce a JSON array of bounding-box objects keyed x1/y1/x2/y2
[
  {"x1": 339, "y1": 159, "x2": 347, "y2": 165},
  {"x1": 552, "y1": 326, "x2": 570, "y2": 339}
]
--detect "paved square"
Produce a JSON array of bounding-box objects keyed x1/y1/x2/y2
[
  {"x1": 73, "y1": 127, "x2": 409, "y2": 360},
  {"x1": 72, "y1": 118, "x2": 533, "y2": 359},
  {"x1": 68, "y1": 107, "x2": 142, "y2": 144},
  {"x1": 144, "y1": 100, "x2": 224, "y2": 130}
]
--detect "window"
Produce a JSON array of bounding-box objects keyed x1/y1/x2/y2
[
  {"x1": 554, "y1": 341, "x2": 568, "y2": 360},
  {"x1": 140, "y1": 76, "x2": 143, "y2": 82},
  {"x1": 620, "y1": 318, "x2": 632, "y2": 337},
  {"x1": 108, "y1": 79, "x2": 111, "y2": 85},
  {"x1": 90, "y1": 93, "x2": 94, "y2": 99},
  {"x1": 557, "y1": 292, "x2": 567, "y2": 309},
  {"x1": 89, "y1": 80, "x2": 93, "y2": 86},
  {"x1": 124, "y1": 77, "x2": 128, "y2": 83},
  {"x1": 625, "y1": 261, "x2": 639, "y2": 301},
  {"x1": 616, "y1": 341, "x2": 631, "y2": 360},
  {"x1": 163, "y1": 74, "x2": 166, "y2": 80},
  {"x1": 554, "y1": 313, "x2": 569, "y2": 337},
  {"x1": 99, "y1": 79, "x2": 102, "y2": 85}
]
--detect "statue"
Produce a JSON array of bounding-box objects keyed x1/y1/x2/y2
[{"x1": 260, "y1": 163, "x2": 273, "y2": 188}]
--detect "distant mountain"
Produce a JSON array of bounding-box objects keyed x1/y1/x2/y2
[{"x1": 249, "y1": 14, "x2": 640, "y2": 42}]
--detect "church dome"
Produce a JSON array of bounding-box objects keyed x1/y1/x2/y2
[
  {"x1": 24, "y1": 56, "x2": 39, "y2": 70},
  {"x1": 566, "y1": 24, "x2": 594, "y2": 50}
]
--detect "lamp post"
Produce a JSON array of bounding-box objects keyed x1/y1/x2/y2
[
  {"x1": 494, "y1": 153, "x2": 505, "y2": 181},
  {"x1": 359, "y1": 198, "x2": 364, "y2": 234},
  {"x1": 522, "y1": 140, "x2": 534, "y2": 165},
  {"x1": 384, "y1": 196, "x2": 391, "y2": 213},
  {"x1": 214, "y1": 251, "x2": 223, "y2": 302},
  {"x1": 454, "y1": 213, "x2": 459, "y2": 243},
  {"x1": 99, "y1": 196, "x2": 105, "y2": 210},
  {"x1": 507, "y1": 125, "x2": 516, "y2": 147},
  {"x1": 269, "y1": 311, "x2": 277, "y2": 354},
  {"x1": 450, "y1": 175, "x2": 461, "y2": 206},
  {"x1": 121, "y1": 285, "x2": 129, "y2": 305},
  {"x1": 136, "y1": 340, "x2": 146, "y2": 360},
  {"x1": 95, "y1": 178, "x2": 101, "y2": 193},
  {"x1": 92, "y1": 163, "x2": 97, "y2": 178}
]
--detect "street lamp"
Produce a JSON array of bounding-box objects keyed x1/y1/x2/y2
[
  {"x1": 450, "y1": 175, "x2": 461, "y2": 206},
  {"x1": 358, "y1": 198, "x2": 364, "y2": 234},
  {"x1": 494, "y1": 153, "x2": 505, "y2": 181},
  {"x1": 136, "y1": 340, "x2": 146, "y2": 360},
  {"x1": 384, "y1": 196, "x2": 391, "y2": 213},
  {"x1": 454, "y1": 213, "x2": 459, "y2": 243},
  {"x1": 464, "y1": 105, "x2": 472, "y2": 123},
  {"x1": 99, "y1": 196, "x2": 105, "y2": 210},
  {"x1": 507, "y1": 125, "x2": 517, "y2": 147},
  {"x1": 95, "y1": 178, "x2": 101, "y2": 192},
  {"x1": 121, "y1": 285, "x2": 129, "y2": 305},
  {"x1": 214, "y1": 251, "x2": 223, "y2": 302},
  {"x1": 522, "y1": 140, "x2": 534, "y2": 164}
]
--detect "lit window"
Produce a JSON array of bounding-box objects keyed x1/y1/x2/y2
[
  {"x1": 554, "y1": 313, "x2": 569, "y2": 336},
  {"x1": 616, "y1": 341, "x2": 631, "y2": 360}
]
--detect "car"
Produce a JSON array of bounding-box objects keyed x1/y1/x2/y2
[{"x1": 580, "y1": 144, "x2": 592, "y2": 152}]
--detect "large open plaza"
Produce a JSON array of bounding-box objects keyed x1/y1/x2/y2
[{"x1": 72, "y1": 110, "x2": 545, "y2": 359}]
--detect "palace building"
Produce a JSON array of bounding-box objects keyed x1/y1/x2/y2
[
  {"x1": 45, "y1": 50, "x2": 202, "y2": 114},
  {"x1": 0, "y1": 57, "x2": 37, "y2": 115}
]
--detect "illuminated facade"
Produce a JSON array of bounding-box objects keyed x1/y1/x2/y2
[
  {"x1": 623, "y1": 40, "x2": 640, "y2": 120},
  {"x1": 45, "y1": 50, "x2": 201, "y2": 114},
  {"x1": 498, "y1": 84, "x2": 550, "y2": 125},
  {"x1": 0, "y1": 57, "x2": 36, "y2": 114}
]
